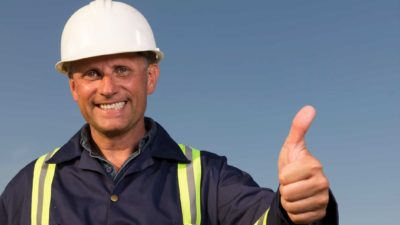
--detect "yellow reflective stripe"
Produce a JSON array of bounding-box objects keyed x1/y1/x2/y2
[
  {"x1": 31, "y1": 148, "x2": 59, "y2": 225},
  {"x1": 192, "y1": 148, "x2": 202, "y2": 225},
  {"x1": 178, "y1": 144, "x2": 202, "y2": 225},
  {"x1": 31, "y1": 155, "x2": 46, "y2": 225},
  {"x1": 178, "y1": 144, "x2": 192, "y2": 224},
  {"x1": 41, "y1": 162, "x2": 57, "y2": 225},
  {"x1": 263, "y1": 208, "x2": 270, "y2": 225},
  {"x1": 254, "y1": 208, "x2": 270, "y2": 225}
]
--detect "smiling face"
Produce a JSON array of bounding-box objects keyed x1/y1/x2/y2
[{"x1": 69, "y1": 53, "x2": 159, "y2": 138}]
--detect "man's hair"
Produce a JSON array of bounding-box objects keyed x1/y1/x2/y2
[{"x1": 136, "y1": 51, "x2": 158, "y2": 65}]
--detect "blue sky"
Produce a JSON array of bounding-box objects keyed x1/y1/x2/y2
[{"x1": 1, "y1": 1, "x2": 399, "y2": 224}]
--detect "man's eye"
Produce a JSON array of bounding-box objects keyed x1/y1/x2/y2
[
  {"x1": 115, "y1": 66, "x2": 130, "y2": 75},
  {"x1": 83, "y1": 70, "x2": 101, "y2": 79}
]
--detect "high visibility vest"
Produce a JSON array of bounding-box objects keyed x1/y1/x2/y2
[{"x1": 31, "y1": 145, "x2": 269, "y2": 225}]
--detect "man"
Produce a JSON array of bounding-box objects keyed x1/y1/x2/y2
[{"x1": 0, "y1": 0, "x2": 338, "y2": 224}]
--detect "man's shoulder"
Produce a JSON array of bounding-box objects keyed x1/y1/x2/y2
[
  {"x1": 186, "y1": 147, "x2": 228, "y2": 171},
  {"x1": 0, "y1": 157, "x2": 38, "y2": 207},
  {"x1": 199, "y1": 149, "x2": 227, "y2": 162},
  {"x1": 3, "y1": 156, "x2": 38, "y2": 189}
]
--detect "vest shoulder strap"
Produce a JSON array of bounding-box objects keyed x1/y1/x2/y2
[
  {"x1": 177, "y1": 144, "x2": 202, "y2": 225},
  {"x1": 31, "y1": 148, "x2": 59, "y2": 225}
]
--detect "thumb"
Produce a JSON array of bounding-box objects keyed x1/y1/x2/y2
[
  {"x1": 279, "y1": 105, "x2": 316, "y2": 168},
  {"x1": 285, "y1": 105, "x2": 316, "y2": 147}
]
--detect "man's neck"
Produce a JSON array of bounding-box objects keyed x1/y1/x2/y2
[{"x1": 89, "y1": 120, "x2": 147, "y2": 171}]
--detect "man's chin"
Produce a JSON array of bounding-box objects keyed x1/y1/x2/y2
[
  {"x1": 101, "y1": 129, "x2": 127, "y2": 138},
  {"x1": 91, "y1": 124, "x2": 130, "y2": 138}
]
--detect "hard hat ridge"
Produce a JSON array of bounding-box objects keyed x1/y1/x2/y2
[
  {"x1": 55, "y1": 0, "x2": 163, "y2": 75},
  {"x1": 92, "y1": 0, "x2": 113, "y2": 7}
]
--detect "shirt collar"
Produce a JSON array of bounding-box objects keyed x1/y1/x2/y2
[
  {"x1": 47, "y1": 118, "x2": 190, "y2": 164},
  {"x1": 80, "y1": 117, "x2": 157, "y2": 158},
  {"x1": 148, "y1": 121, "x2": 190, "y2": 163},
  {"x1": 47, "y1": 129, "x2": 82, "y2": 164}
]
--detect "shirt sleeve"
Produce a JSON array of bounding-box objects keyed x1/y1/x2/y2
[
  {"x1": 203, "y1": 152, "x2": 338, "y2": 225},
  {"x1": 213, "y1": 155, "x2": 276, "y2": 224},
  {"x1": 0, "y1": 195, "x2": 8, "y2": 225},
  {"x1": 0, "y1": 161, "x2": 35, "y2": 225}
]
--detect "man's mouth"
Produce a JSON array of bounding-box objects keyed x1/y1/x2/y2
[{"x1": 98, "y1": 101, "x2": 126, "y2": 110}]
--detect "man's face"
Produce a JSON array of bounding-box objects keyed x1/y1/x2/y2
[{"x1": 69, "y1": 53, "x2": 159, "y2": 137}]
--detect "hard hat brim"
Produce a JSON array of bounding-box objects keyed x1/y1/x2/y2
[{"x1": 55, "y1": 50, "x2": 163, "y2": 75}]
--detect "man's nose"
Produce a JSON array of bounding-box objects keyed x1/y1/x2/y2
[{"x1": 99, "y1": 75, "x2": 118, "y2": 97}]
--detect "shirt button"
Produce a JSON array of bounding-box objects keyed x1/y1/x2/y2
[
  {"x1": 106, "y1": 166, "x2": 113, "y2": 173},
  {"x1": 110, "y1": 194, "x2": 119, "y2": 202}
]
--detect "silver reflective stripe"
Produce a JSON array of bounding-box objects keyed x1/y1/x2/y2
[{"x1": 183, "y1": 146, "x2": 197, "y2": 225}]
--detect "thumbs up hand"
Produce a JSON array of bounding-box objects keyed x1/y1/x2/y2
[{"x1": 278, "y1": 106, "x2": 330, "y2": 224}]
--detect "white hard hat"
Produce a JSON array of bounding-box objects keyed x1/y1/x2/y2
[{"x1": 55, "y1": 0, "x2": 163, "y2": 74}]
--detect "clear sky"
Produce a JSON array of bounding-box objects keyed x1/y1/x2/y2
[{"x1": 1, "y1": 0, "x2": 399, "y2": 224}]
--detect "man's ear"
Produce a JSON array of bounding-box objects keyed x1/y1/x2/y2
[
  {"x1": 146, "y1": 64, "x2": 160, "y2": 95},
  {"x1": 69, "y1": 77, "x2": 79, "y2": 101}
]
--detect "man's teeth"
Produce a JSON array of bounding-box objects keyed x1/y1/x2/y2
[{"x1": 99, "y1": 102, "x2": 125, "y2": 110}]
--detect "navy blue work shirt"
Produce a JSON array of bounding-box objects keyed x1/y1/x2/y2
[{"x1": 0, "y1": 119, "x2": 338, "y2": 225}]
